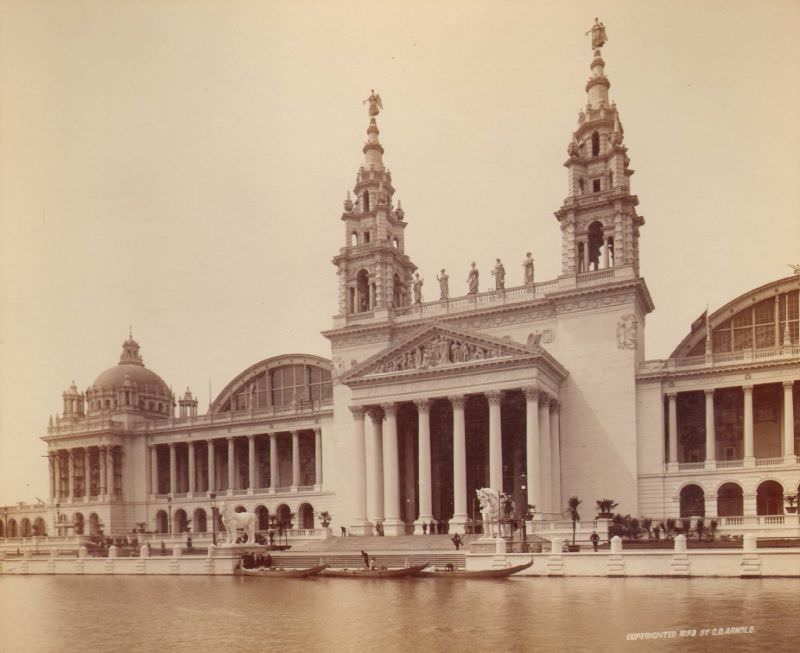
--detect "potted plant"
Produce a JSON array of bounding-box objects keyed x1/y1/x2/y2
[
  {"x1": 318, "y1": 511, "x2": 332, "y2": 528},
  {"x1": 785, "y1": 495, "x2": 798, "y2": 514},
  {"x1": 596, "y1": 499, "x2": 618, "y2": 519},
  {"x1": 567, "y1": 496, "x2": 581, "y2": 552}
]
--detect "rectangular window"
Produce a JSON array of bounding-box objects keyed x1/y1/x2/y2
[{"x1": 592, "y1": 178, "x2": 601, "y2": 193}]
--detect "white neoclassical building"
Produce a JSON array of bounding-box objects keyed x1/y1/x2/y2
[{"x1": 2, "y1": 26, "x2": 798, "y2": 544}]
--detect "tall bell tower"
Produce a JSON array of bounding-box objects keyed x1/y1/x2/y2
[
  {"x1": 332, "y1": 91, "x2": 417, "y2": 315},
  {"x1": 555, "y1": 19, "x2": 644, "y2": 279}
]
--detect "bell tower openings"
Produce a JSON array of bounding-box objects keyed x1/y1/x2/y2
[
  {"x1": 555, "y1": 21, "x2": 644, "y2": 279},
  {"x1": 333, "y1": 92, "x2": 417, "y2": 315}
]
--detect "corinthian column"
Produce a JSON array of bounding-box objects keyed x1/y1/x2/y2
[
  {"x1": 449, "y1": 396, "x2": 468, "y2": 534},
  {"x1": 486, "y1": 390, "x2": 503, "y2": 493},
  {"x1": 381, "y1": 403, "x2": 404, "y2": 535},
  {"x1": 704, "y1": 389, "x2": 716, "y2": 469},
  {"x1": 783, "y1": 381, "x2": 795, "y2": 463},
  {"x1": 524, "y1": 387, "x2": 541, "y2": 516},
  {"x1": 349, "y1": 406, "x2": 371, "y2": 535},
  {"x1": 667, "y1": 392, "x2": 678, "y2": 470},
  {"x1": 539, "y1": 396, "x2": 552, "y2": 515},
  {"x1": 550, "y1": 399, "x2": 562, "y2": 513},
  {"x1": 291, "y1": 431, "x2": 300, "y2": 491},
  {"x1": 414, "y1": 399, "x2": 433, "y2": 534},
  {"x1": 743, "y1": 386, "x2": 754, "y2": 466}
]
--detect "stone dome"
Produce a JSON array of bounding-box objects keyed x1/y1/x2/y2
[{"x1": 86, "y1": 337, "x2": 172, "y2": 415}]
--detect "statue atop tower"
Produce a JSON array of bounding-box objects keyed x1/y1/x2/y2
[
  {"x1": 585, "y1": 17, "x2": 608, "y2": 51},
  {"x1": 364, "y1": 89, "x2": 383, "y2": 117}
]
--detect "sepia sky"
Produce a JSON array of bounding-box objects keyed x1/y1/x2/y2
[{"x1": 1, "y1": 0, "x2": 798, "y2": 505}]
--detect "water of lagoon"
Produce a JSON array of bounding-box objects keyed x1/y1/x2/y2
[{"x1": 0, "y1": 576, "x2": 796, "y2": 652}]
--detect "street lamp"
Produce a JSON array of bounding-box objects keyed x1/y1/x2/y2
[
  {"x1": 167, "y1": 494, "x2": 172, "y2": 537},
  {"x1": 209, "y1": 492, "x2": 217, "y2": 546},
  {"x1": 519, "y1": 474, "x2": 528, "y2": 548}
]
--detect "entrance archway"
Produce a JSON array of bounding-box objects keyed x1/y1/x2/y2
[
  {"x1": 297, "y1": 503, "x2": 314, "y2": 529},
  {"x1": 7, "y1": 519, "x2": 17, "y2": 537},
  {"x1": 174, "y1": 509, "x2": 188, "y2": 533},
  {"x1": 679, "y1": 484, "x2": 705, "y2": 518},
  {"x1": 255, "y1": 505, "x2": 269, "y2": 531},
  {"x1": 20, "y1": 518, "x2": 31, "y2": 537},
  {"x1": 756, "y1": 480, "x2": 784, "y2": 515},
  {"x1": 193, "y1": 508, "x2": 207, "y2": 533},
  {"x1": 717, "y1": 483, "x2": 743, "y2": 517},
  {"x1": 276, "y1": 504, "x2": 292, "y2": 529},
  {"x1": 88, "y1": 513, "x2": 100, "y2": 536},
  {"x1": 34, "y1": 517, "x2": 47, "y2": 536},
  {"x1": 155, "y1": 510, "x2": 168, "y2": 533}
]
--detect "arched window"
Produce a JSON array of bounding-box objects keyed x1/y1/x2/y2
[
  {"x1": 193, "y1": 508, "x2": 207, "y2": 533},
  {"x1": 255, "y1": 505, "x2": 269, "y2": 531},
  {"x1": 392, "y1": 272, "x2": 403, "y2": 307},
  {"x1": 33, "y1": 517, "x2": 47, "y2": 536},
  {"x1": 174, "y1": 509, "x2": 188, "y2": 533},
  {"x1": 756, "y1": 480, "x2": 784, "y2": 515},
  {"x1": 88, "y1": 513, "x2": 100, "y2": 536},
  {"x1": 297, "y1": 503, "x2": 314, "y2": 529},
  {"x1": 20, "y1": 518, "x2": 31, "y2": 537},
  {"x1": 587, "y1": 221, "x2": 604, "y2": 271},
  {"x1": 276, "y1": 504, "x2": 292, "y2": 529},
  {"x1": 356, "y1": 269, "x2": 370, "y2": 312},
  {"x1": 350, "y1": 232, "x2": 358, "y2": 246},
  {"x1": 363, "y1": 231, "x2": 371, "y2": 244},
  {"x1": 7, "y1": 519, "x2": 17, "y2": 538},
  {"x1": 679, "y1": 484, "x2": 705, "y2": 518},
  {"x1": 717, "y1": 483, "x2": 743, "y2": 517},
  {"x1": 155, "y1": 510, "x2": 168, "y2": 534},
  {"x1": 591, "y1": 131, "x2": 600, "y2": 156}
]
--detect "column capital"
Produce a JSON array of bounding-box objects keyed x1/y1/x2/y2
[
  {"x1": 522, "y1": 386, "x2": 540, "y2": 401},
  {"x1": 290, "y1": 429, "x2": 300, "y2": 437},
  {"x1": 783, "y1": 380, "x2": 795, "y2": 390},
  {"x1": 169, "y1": 442, "x2": 176, "y2": 449},
  {"x1": 349, "y1": 405, "x2": 366, "y2": 418},
  {"x1": 539, "y1": 393, "x2": 552, "y2": 407},
  {"x1": 549, "y1": 398, "x2": 561, "y2": 411},
  {"x1": 313, "y1": 426, "x2": 322, "y2": 435},
  {"x1": 742, "y1": 384, "x2": 754, "y2": 393},
  {"x1": 448, "y1": 395, "x2": 465, "y2": 409},
  {"x1": 704, "y1": 388, "x2": 715, "y2": 396},
  {"x1": 380, "y1": 402, "x2": 397, "y2": 417},
  {"x1": 413, "y1": 398, "x2": 430, "y2": 413},
  {"x1": 366, "y1": 406, "x2": 384, "y2": 421},
  {"x1": 485, "y1": 390, "x2": 503, "y2": 406},
  {"x1": 666, "y1": 391, "x2": 678, "y2": 400}
]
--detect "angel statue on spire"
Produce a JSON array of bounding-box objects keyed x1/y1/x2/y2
[
  {"x1": 364, "y1": 89, "x2": 383, "y2": 117},
  {"x1": 586, "y1": 17, "x2": 608, "y2": 50}
]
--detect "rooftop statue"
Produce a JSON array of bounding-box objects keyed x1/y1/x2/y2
[
  {"x1": 364, "y1": 89, "x2": 383, "y2": 117},
  {"x1": 586, "y1": 17, "x2": 608, "y2": 50}
]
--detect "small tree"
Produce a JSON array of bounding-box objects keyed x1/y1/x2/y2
[{"x1": 567, "y1": 496, "x2": 581, "y2": 547}]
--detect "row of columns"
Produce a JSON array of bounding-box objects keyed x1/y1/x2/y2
[
  {"x1": 349, "y1": 387, "x2": 562, "y2": 536},
  {"x1": 666, "y1": 380, "x2": 796, "y2": 468},
  {"x1": 49, "y1": 446, "x2": 119, "y2": 502},
  {"x1": 150, "y1": 429, "x2": 323, "y2": 497}
]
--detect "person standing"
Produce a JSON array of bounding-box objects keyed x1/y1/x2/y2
[
  {"x1": 360, "y1": 549, "x2": 370, "y2": 568},
  {"x1": 590, "y1": 531, "x2": 600, "y2": 552},
  {"x1": 451, "y1": 533, "x2": 463, "y2": 550}
]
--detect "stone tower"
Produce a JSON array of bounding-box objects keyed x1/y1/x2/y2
[
  {"x1": 555, "y1": 24, "x2": 644, "y2": 278},
  {"x1": 332, "y1": 92, "x2": 417, "y2": 315}
]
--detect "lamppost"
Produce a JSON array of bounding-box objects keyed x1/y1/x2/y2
[
  {"x1": 519, "y1": 474, "x2": 528, "y2": 548},
  {"x1": 209, "y1": 492, "x2": 217, "y2": 546},
  {"x1": 167, "y1": 494, "x2": 172, "y2": 538}
]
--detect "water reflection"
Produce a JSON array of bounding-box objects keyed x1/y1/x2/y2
[{"x1": 0, "y1": 577, "x2": 797, "y2": 652}]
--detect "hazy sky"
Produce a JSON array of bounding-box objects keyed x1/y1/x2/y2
[{"x1": 1, "y1": 0, "x2": 798, "y2": 505}]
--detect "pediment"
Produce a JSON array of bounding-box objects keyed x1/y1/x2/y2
[{"x1": 343, "y1": 323, "x2": 550, "y2": 384}]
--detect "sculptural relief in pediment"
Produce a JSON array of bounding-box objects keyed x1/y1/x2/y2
[{"x1": 369, "y1": 334, "x2": 507, "y2": 376}]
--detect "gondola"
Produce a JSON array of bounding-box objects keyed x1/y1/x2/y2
[
  {"x1": 419, "y1": 559, "x2": 533, "y2": 578},
  {"x1": 320, "y1": 561, "x2": 429, "y2": 578},
  {"x1": 240, "y1": 563, "x2": 327, "y2": 578}
]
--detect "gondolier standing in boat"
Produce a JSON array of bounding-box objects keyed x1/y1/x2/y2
[{"x1": 360, "y1": 549, "x2": 370, "y2": 568}]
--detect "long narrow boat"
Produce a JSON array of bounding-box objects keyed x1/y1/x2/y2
[
  {"x1": 321, "y1": 562, "x2": 429, "y2": 578},
  {"x1": 419, "y1": 559, "x2": 533, "y2": 579},
  {"x1": 241, "y1": 563, "x2": 327, "y2": 578}
]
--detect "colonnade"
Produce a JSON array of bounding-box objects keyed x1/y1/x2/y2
[
  {"x1": 48, "y1": 446, "x2": 121, "y2": 502},
  {"x1": 150, "y1": 429, "x2": 323, "y2": 497},
  {"x1": 666, "y1": 380, "x2": 797, "y2": 468},
  {"x1": 349, "y1": 387, "x2": 562, "y2": 535}
]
